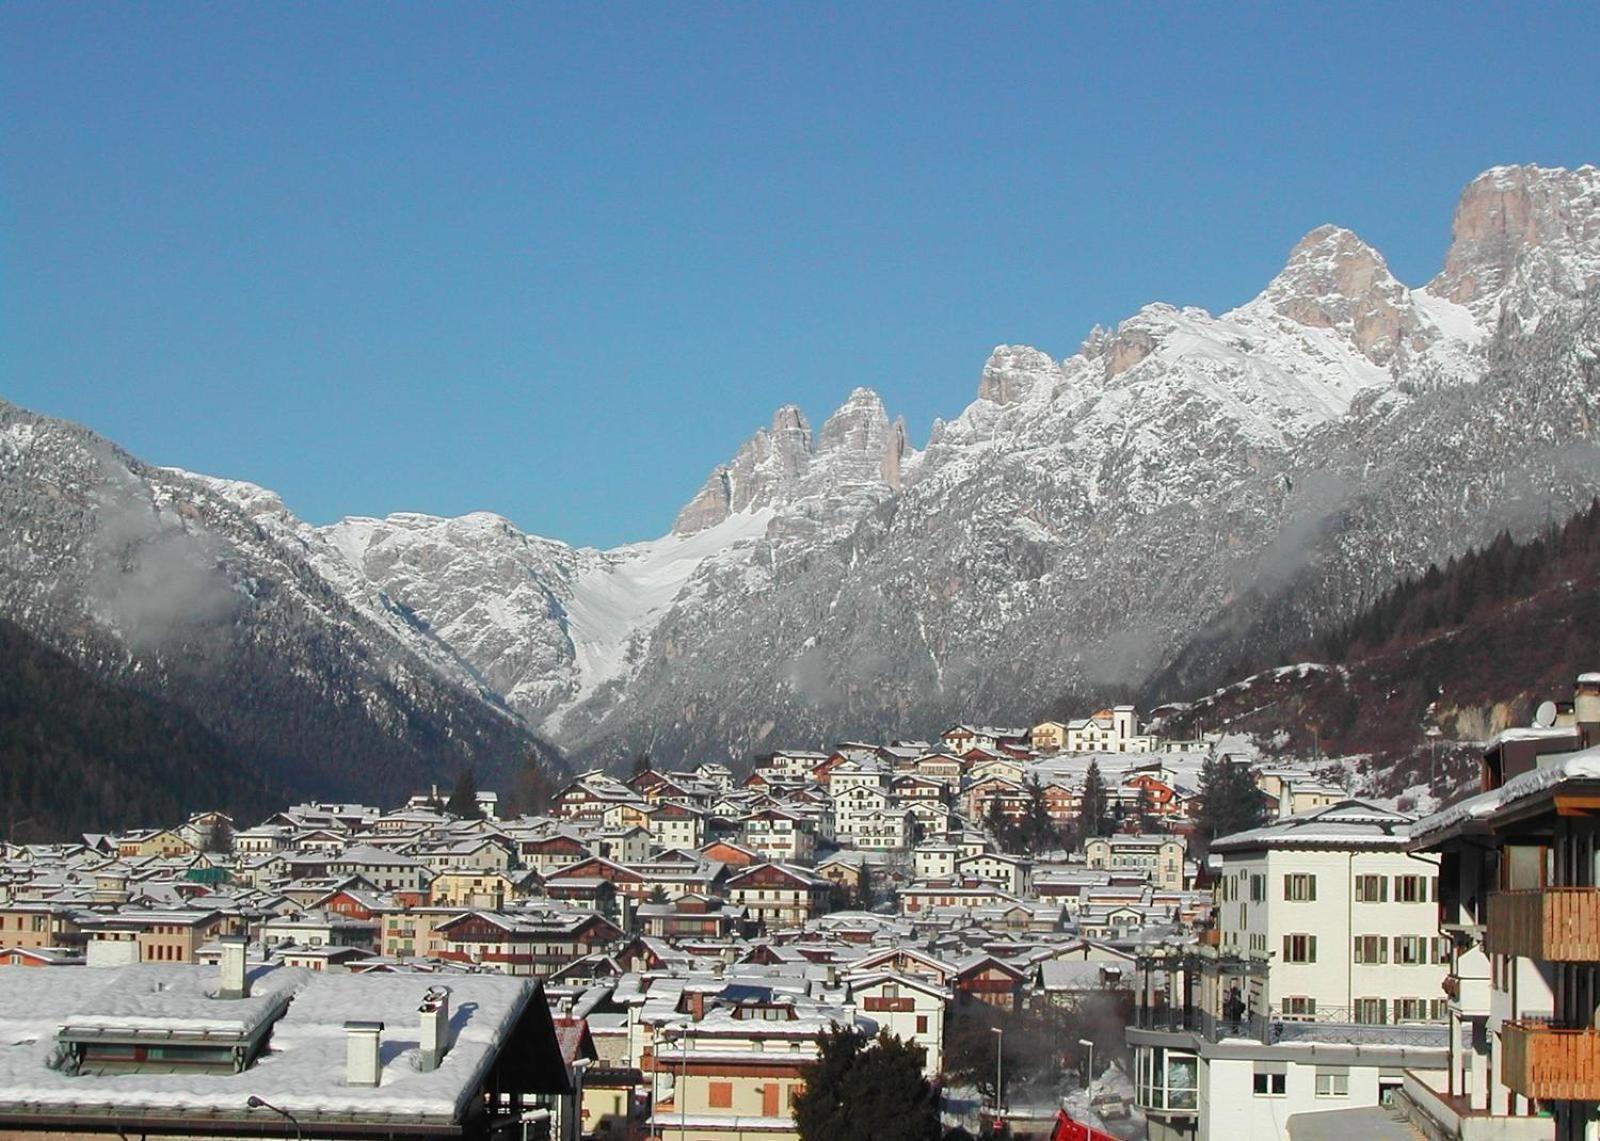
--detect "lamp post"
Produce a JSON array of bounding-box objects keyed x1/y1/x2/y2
[
  {"x1": 990, "y1": 1026, "x2": 1004, "y2": 1116},
  {"x1": 1078, "y1": 1038, "x2": 1095, "y2": 1090},
  {"x1": 246, "y1": 1095, "x2": 302, "y2": 1141}
]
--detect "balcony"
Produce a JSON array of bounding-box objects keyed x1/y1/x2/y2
[
  {"x1": 1486, "y1": 889, "x2": 1600, "y2": 960},
  {"x1": 1501, "y1": 1020, "x2": 1600, "y2": 1101}
]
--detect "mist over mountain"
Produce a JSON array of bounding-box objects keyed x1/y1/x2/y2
[{"x1": 4, "y1": 164, "x2": 1598, "y2": 782}]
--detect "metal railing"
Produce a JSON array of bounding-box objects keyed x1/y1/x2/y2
[{"x1": 1134, "y1": 1002, "x2": 1447, "y2": 1047}]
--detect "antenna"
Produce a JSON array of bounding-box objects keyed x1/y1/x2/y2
[{"x1": 1534, "y1": 701, "x2": 1559, "y2": 729}]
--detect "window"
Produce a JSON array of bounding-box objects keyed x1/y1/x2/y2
[
  {"x1": 1352, "y1": 935, "x2": 1387, "y2": 964},
  {"x1": 1355, "y1": 875, "x2": 1387, "y2": 902},
  {"x1": 1283, "y1": 873, "x2": 1317, "y2": 901},
  {"x1": 1393, "y1": 935, "x2": 1428, "y2": 965},
  {"x1": 1395, "y1": 998, "x2": 1431, "y2": 1022},
  {"x1": 1253, "y1": 1068, "x2": 1287, "y2": 1096},
  {"x1": 1394, "y1": 875, "x2": 1428, "y2": 903},
  {"x1": 1138, "y1": 1046, "x2": 1198, "y2": 1112},
  {"x1": 1354, "y1": 998, "x2": 1387, "y2": 1024},
  {"x1": 1282, "y1": 934, "x2": 1317, "y2": 963},
  {"x1": 1315, "y1": 1068, "x2": 1350, "y2": 1097},
  {"x1": 1433, "y1": 936, "x2": 1452, "y2": 965},
  {"x1": 1250, "y1": 875, "x2": 1266, "y2": 902},
  {"x1": 1281, "y1": 996, "x2": 1316, "y2": 1019},
  {"x1": 916, "y1": 1015, "x2": 929, "y2": 1033},
  {"x1": 708, "y1": 1081, "x2": 733, "y2": 1108}
]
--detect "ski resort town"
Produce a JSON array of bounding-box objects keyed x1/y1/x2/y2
[{"x1": 2, "y1": 687, "x2": 1599, "y2": 1141}]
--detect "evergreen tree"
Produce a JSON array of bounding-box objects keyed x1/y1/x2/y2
[
  {"x1": 1079, "y1": 761, "x2": 1107, "y2": 840},
  {"x1": 793, "y1": 1029, "x2": 940, "y2": 1141},
  {"x1": 1023, "y1": 775, "x2": 1055, "y2": 854},
  {"x1": 444, "y1": 770, "x2": 485, "y2": 820},
  {"x1": 984, "y1": 796, "x2": 1017, "y2": 853},
  {"x1": 1194, "y1": 757, "x2": 1265, "y2": 851}
]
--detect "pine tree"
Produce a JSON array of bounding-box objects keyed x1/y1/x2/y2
[
  {"x1": 1194, "y1": 757, "x2": 1265, "y2": 851},
  {"x1": 792, "y1": 1029, "x2": 939, "y2": 1141},
  {"x1": 1079, "y1": 761, "x2": 1107, "y2": 840},
  {"x1": 444, "y1": 770, "x2": 485, "y2": 820},
  {"x1": 1023, "y1": 775, "x2": 1055, "y2": 854}
]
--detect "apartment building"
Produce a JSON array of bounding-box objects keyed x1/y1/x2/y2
[
  {"x1": 1400, "y1": 675, "x2": 1600, "y2": 1141},
  {"x1": 1084, "y1": 836, "x2": 1188, "y2": 891},
  {"x1": 1128, "y1": 800, "x2": 1450, "y2": 1141}
]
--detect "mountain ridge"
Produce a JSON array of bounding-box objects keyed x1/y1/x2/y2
[{"x1": 5, "y1": 163, "x2": 1599, "y2": 775}]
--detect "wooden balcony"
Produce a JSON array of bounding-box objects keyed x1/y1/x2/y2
[
  {"x1": 1485, "y1": 889, "x2": 1600, "y2": 960},
  {"x1": 1501, "y1": 1020, "x2": 1600, "y2": 1101}
]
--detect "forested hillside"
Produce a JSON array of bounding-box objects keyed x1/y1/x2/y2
[
  {"x1": 0, "y1": 617, "x2": 284, "y2": 841},
  {"x1": 1157, "y1": 498, "x2": 1600, "y2": 805}
]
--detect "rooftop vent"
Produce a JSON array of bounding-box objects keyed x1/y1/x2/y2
[{"x1": 418, "y1": 986, "x2": 450, "y2": 1073}]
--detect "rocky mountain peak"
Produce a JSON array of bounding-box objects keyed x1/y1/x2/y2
[
  {"x1": 978, "y1": 345, "x2": 1060, "y2": 405},
  {"x1": 673, "y1": 404, "x2": 814, "y2": 535},
  {"x1": 1251, "y1": 224, "x2": 1422, "y2": 365},
  {"x1": 1428, "y1": 164, "x2": 1600, "y2": 317}
]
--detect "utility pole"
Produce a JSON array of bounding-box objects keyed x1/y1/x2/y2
[{"x1": 990, "y1": 1026, "x2": 1004, "y2": 1117}]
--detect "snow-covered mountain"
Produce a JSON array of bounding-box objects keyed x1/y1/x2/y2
[
  {"x1": 5, "y1": 164, "x2": 1598, "y2": 777},
  {"x1": 0, "y1": 404, "x2": 562, "y2": 804}
]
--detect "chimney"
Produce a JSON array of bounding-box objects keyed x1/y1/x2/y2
[
  {"x1": 345, "y1": 1020, "x2": 384, "y2": 1087},
  {"x1": 418, "y1": 987, "x2": 451, "y2": 1072},
  {"x1": 218, "y1": 936, "x2": 249, "y2": 999},
  {"x1": 688, "y1": 989, "x2": 706, "y2": 1020},
  {"x1": 1578, "y1": 674, "x2": 1600, "y2": 747}
]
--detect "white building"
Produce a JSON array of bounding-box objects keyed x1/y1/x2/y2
[{"x1": 1129, "y1": 800, "x2": 1449, "y2": 1141}]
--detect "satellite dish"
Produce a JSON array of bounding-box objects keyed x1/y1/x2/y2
[{"x1": 1535, "y1": 701, "x2": 1559, "y2": 728}]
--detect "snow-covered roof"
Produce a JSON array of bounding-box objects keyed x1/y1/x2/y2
[
  {"x1": 1410, "y1": 747, "x2": 1600, "y2": 849},
  {"x1": 0, "y1": 964, "x2": 543, "y2": 1123},
  {"x1": 1209, "y1": 799, "x2": 1415, "y2": 853}
]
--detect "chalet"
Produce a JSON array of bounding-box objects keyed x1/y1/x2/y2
[
  {"x1": 435, "y1": 909, "x2": 621, "y2": 976},
  {"x1": 698, "y1": 839, "x2": 761, "y2": 869},
  {"x1": 941, "y1": 724, "x2": 1031, "y2": 754},
  {"x1": 724, "y1": 864, "x2": 831, "y2": 928},
  {"x1": 890, "y1": 774, "x2": 948, "y2": 803},
  {"x1": 517, "y1": 832, "x2": 593, "y2": 875},
  {"x1": 637, "y1": 894, "x2": 748, "y2": 941},
  {"x1": 952, "y1": 954, "x2": 1028, "y2": 1011}
]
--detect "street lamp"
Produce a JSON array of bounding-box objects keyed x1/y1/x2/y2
[
  {"x1": 990, "y1": 1026, "x2": 1004, "y2": 1115},
  {"x1": 246, "y1": 1095, "x2": 302, "y2": 1141},
  {"x1": 1078, "y1": 1038, "x2": 1095, "y2": 1089}
]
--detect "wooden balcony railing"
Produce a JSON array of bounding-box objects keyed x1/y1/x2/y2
[
  {"x1": 1485, "y1": 889, "x2": 1600, "y2": 961},
  {"x1": 1501, "y1": 1020, "x2": 1600, "y2": 1101}
]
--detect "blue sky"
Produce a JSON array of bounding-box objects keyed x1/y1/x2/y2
[{"x1": 3, "y1": 5, "x2": 1597, "y2": 547}]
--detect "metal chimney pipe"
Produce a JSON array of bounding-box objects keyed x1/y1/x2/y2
[{"x1": 418, "y1": 986, "x2": 451, "y2": 1072}]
